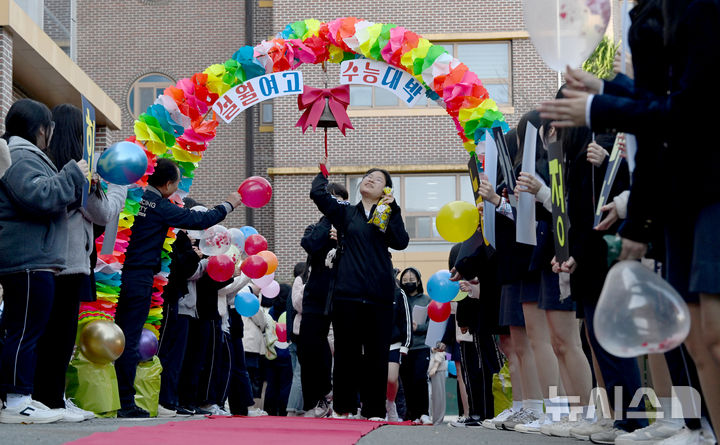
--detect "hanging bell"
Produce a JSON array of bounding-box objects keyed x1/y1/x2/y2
[{"x1": 316, "y1": 98, "x2": 338, "y2": 128}]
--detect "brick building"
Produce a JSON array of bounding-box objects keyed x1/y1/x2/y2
[{"x1": 62, "y1": 0, "x2": 622, "y2": 282}]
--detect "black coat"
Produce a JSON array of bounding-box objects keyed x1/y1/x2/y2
[
  {"x1": 390, "y1": 287, "x2": 411, "y2": 350},
  {"x1": 162, "y1": 230, "x2": 201, "y2": 304},
  {"x1": 310, "y1": 173, "x2": 409, "y2": 304},
  {"x1": 300, "y1": 216, "x2": 336, "y2": 314}
]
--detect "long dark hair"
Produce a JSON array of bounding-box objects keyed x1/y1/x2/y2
[
  {"x1": 515, "y1": 110, "x2": 550, "y2": 184},
  {"x1": 2, "y1": 99, "x2": 53, "y2": 147},
  {"x1": 48, "y1": 104, "x2": 83, "y2": 169},
  {"x1": 400, "y1": 267, "x2": 424, "y2": 294}
]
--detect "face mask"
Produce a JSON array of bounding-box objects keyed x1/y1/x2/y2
[{"x1": 401, "y1": 282, "x2": 418, "y2": 294}]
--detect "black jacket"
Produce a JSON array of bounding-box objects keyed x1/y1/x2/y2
[
  {"x1": 390, "y1": 287, "x2": 411, "y2": 352},
  {"x1": 124, "y1": 186, "x2": 230, "y2": 271},
  {"x1": 196, "y1": 272, "x2": 233, "y2": 320},
  {"x1": 300, "y1": 216, "x2": 336, "y2": 314},
  {"x1": 162, "y1": 230, "x2": 201, "y2": 304},
  {"x1": 310, "y1": 173, "x2": 409, "y2": 304}
]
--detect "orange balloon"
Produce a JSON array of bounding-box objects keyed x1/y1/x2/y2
[{"x1": 257, "y1": 250, "x2": 278, "y2": 274}]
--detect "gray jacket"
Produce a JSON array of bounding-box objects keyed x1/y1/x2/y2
[
  {"x1": 0, "y1": 136, "x2": 84, "y2": 274},
  {"x1": 0, "y1": 138, "x2": 10, "y2": 178},
  {"x1": 60, "y1": 184, "x2": 127, "y2": 276}
]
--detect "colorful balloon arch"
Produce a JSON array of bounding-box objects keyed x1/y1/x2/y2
[{"x1": 80, "y1": 17, "x2": 510, "y2": 336}]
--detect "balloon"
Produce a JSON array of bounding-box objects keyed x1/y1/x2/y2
[
  {"x1": 427, "y1": 270, "x2": 460, "y2": 303},
  {"x1": 238, "y1": 176, "x2": 273, "y2": 208},
  {"x1": 453, "y1": 291, "x2": 469, "y2": 302},
  {"x1": 187, "y1": 206, "x2": 209, "y2": 238},
  {"x1": 228, "y1": 228, "x2": 246, "y2": 250},
  {"x1": 138, "y1": 328, "x2": 158, "y2": 362},
  {"x1": 261, "y1": 280, "x2": 280, "y2": 298},
  {"x1": 594, "y1": 261, "x2": 691, "y2": 358},
  {"x1": 199, "y1": 225, "x2": 231, "y2": 256},
  {"x1": 241, "y1": 255, "x2": 268, "y2": 279},
  {"x1": 79, "y1": 320, "x2": 125, "y2": 365},
  {"x1": 278, "y1": 311, "x2": 287, "y2": 325},
  {"x1": 523, "y1": 0, "x2": 611, "y2": 72},
  {"x1": 436, "y1": 201, "x2": 480, "y2": 243},
  {"x1": 244, "y1": 234, "x2": 268, "y2": 256},
  {"x1": 225, "y1": 245, "x2": 242, "y2": 265},
  {"x1": 276, "y1": 323, "x2": 288, "y2": 342},
  {"x1": 207, "y1": 254, "x2": 235, "y2": 282},
  {"x1": 428, "y1": 300, "x2": 451, "y2": 322},
  {"x1": 96, "y1": 141, "x2": 148, "y2": 185},
  {"x1": 235, "y1": 291, "x2": 260, "y2": 317},
  {"x1": 257, "y1": 251, "x2": 278, "y2": 274},
  {"x1": 239, "y1": 226, "x2": 259, "y2": 239},
  {"x1": 252, "y1": 272, "x2": 275, "y2": 289}
]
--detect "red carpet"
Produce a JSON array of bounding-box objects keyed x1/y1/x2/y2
[{"x1": 68, "y1": 416, "x2": 397, "y2": 445}]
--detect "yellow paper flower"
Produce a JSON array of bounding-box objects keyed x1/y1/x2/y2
[
  {"x1": 203, "y1": 64, "x2": 232, "y2": 96},
  {"x1": 134, "y1": 121, "x2": 170, "y2": 156},
  {"x1": 303, "y1": 19, "x2": 321, "y2": 38}
]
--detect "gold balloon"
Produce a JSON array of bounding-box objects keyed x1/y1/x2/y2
[
  {"x1": 436, "y1": 201, "x2": 480, "y2": 243},
  {"x1": 79, "y1": 320, "x2": 125, "y2": 365}
]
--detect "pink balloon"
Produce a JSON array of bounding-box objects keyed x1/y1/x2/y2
[
  {"x1": 238, "y1": 176, "x2": 272, "y2": 208},
  {"x1": 253, "y1": 273, "x2": 275, "y2": 289},
  {"x1": 261, "y1": 280, "x2": 280, "y2": 298}
]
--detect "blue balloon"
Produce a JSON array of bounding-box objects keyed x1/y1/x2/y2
[
  {"x1": 239, "y1": 226, "x2": 259, "y2": 239},
  {"x1": 235, "y1": 292, "x2": 260, "y2": 317},
  {"x1": 427, "y1": 270, "x2": 460, "y2": 303},
  {"x1": 96, "y1": 141, "x2": 148, "y2": 185}
]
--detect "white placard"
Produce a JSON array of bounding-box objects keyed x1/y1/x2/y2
[
  {"x1": 339, "y1": 60, "x2": 425, "y2": 107},
  {"x1": 425, "y1": 320, "x2": 449, "y2": 348},
  {"x1": 483, "y1": 130, "x2": 498, "y2": 248},
  {"x1": 213, "y1": 71, "x2": 304, "y2": 123},
  {"x1": 517, "y1": 122, "x2": 538, "y2": 245},
  {"x1": 412, "y1": 304, "x2": 428, "y2": 326}
]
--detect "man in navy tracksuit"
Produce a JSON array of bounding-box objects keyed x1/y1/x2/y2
[{"x1": 115, "y1": 158, "x2": 242, "y2": 418}]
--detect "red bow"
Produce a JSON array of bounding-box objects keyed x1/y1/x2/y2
[{"x1": 296, "y1": 85, "x2": 354, "y2": 136}]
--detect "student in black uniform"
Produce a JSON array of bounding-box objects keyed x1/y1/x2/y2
[
  {"x1": 386, "y1": 282, "x2": 410, "y2": 422},
  {"x1": 310, "y1": 157, "x2": 409, "y2": 420},
  {"x1": 114, "y1": 158, "x2": 242, "y2": 418}
]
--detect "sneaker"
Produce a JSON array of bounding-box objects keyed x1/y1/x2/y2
[
  {"x1": 655, "y1": 426, "x2": 717, "y2": 445},
  {"x1": 187, "y1": 405, "x2": 211, "y2": 416},
  {"x1": 544, "y1": 418, "x2": 588, "y2": 437},
  {"x1": 157, "y1": 404, "x2": 178, "y2": 418},
  {"x1": 174, "y1": 406, "x2": 194, "y2": 416},
  {"x1": 385, "y1": 400, "x2": 399, "y2": 422},
  {"x1": 368, "y1": 417, "x2": 385, "y2": 422},
  {"x1": 503, "y1": 409, "x2": 540, "y2": 431},
  {"x1": 286, "y1": 409, "x2": 305, "y2": 417},
  {"x1": 52, "y1": 408, "x2": 85, "y2": 423},
  {"x1": 201, "y1": 404, "x2": 231, "y2": 416},
  {"x1": 419, "y1": 414, "x2": 433, "y2": 425},
  {"x1": 65, "y1": 398, "x2": 95, "y2": 420},
  {"x1": 515, "y1": 414, "x2": 551, "y2": 434},
  {"x1": 615, "y1": 421, "x2": 684, "y2": 444},
  {"x1": 450, "y1": 416, "x2": 470, "y2": 427},
  {"x1": 481, "y1": 408, "x2": 514, "y2": 430},
  {"x1": 330, "y1": 410, "x2": 350, "y2": 419},
  {"x1": 591, "y1": 427, "x2": 627, "y2": 444},
  {"x1": 247, "y1": 408, "x2": 268, "y2": 417},
  {"x1": 571, "y1": 419, "x2": 615, "y2": 441},
  {"x1": 117, "y1": 405, "x2": 150, "y2": 419},
  {"x1": 305, "y1": 399, "x2": 331, "y2": 418},
  {"x1": 0, "y1": 399, "x2": 64, "y2": 424}
]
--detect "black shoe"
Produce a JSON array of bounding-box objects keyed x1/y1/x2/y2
[
  {"x1": 187, "y1": 405, "x2": 212, "y2": 416},
  {"x1": 174, "y1": 406, "x2": 194, "y2": 416},
  {"x1": 117, "y1": 405, "x2": 150, "y2": 418}
]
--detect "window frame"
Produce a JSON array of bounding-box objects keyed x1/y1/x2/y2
[{"x1": 127, "y1": 73, "x2": 175, "y2": 119}]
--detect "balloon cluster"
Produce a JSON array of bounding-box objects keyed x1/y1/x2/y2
[{"x1": 425, "y1": 269, "x2": 460, "y2": 323}]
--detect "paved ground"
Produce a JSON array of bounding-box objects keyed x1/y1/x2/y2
[{"x1": 0, "y1": 416, "x2": 580, "y2": 445}]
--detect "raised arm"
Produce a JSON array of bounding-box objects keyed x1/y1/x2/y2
[{"x1": 309, "y1": 173, "x2": 348, "y2": 229}]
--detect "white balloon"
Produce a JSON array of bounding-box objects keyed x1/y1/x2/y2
[
  {"x1": 594, "y1": 261, "x2": 690, "y2": 358},
  {"x1": 228, "y1": 228, "x2": 246, "y2": 251},
  {"x1": 522, "y1": 0, "x2": 611, "y2": 72},
  {"x1": 253, "y1": 273, "x2": 275, "y2": 289},
  {"x1": 261, "y1": 280, "x2": 280, "y2": 299}
]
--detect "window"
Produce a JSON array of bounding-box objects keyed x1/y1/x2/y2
[
  {"x1": 261, "y1": 101, "x2": 273, "y2": 124},
  {"x1": 348, "y1": 41, "x2": 511, "y2": 108},
  {"x1": 347, "y1": 173, "x2": 476, "y2": 241},
  {"x1": 128, "y1": 73, "x2": 174, "y2": 118}
]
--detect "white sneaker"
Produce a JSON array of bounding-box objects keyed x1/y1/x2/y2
[
  {"x1": 304, "y1": 398, "x2": 331, "y2": 418},
  {"x1": 331, "y1": 410, "x2": 350, "y2": 419},
  {"x1": 515, "y1": 414, "x2": 552, "y2": 434},
  {"x1": 481, "y1": 408, "x2": 514, "y2": 429},
  {"x1": 247, "y1": 408, "x2": 268, "y2": 417},
  {"x1": 655, "y1": 426, "x2": 717, "y2": 445},
  {"x1": 571, "y1": 418, "x2": 614, "y2": 441},
  {"x1": 52, "y1": 408, "x2": 85, "y2": 423},
  {"x1": 615, "y1": 421, "x2": 684, "y2": 444},
  {"x1": 385, "y1": 400, "x2": 399, "y2": 422},
  {"x1": 419, "y1": 414, "x2": 433, "y2": 425},
  {"x1": 65, "y1": 398, "x2": 95, "y2": 420},
  {"x1": 201, "y1": 404, "x2": 231, "y2": 416},
  {"x1": 157, "y1": 404, "x2": 178, "y2": 418},
  {"x1": 0, "y1": 399, "x2": 64, "y2": 424},
  {"x1": 544, "y1": 418, "x2": 589, "y2": 437}
]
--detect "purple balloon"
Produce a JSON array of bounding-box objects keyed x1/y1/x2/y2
[{"x1": 138, "y1": 328, "x2": 158, "y2": 362}]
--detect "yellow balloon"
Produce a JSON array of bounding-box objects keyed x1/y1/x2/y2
[
  {"x1": 436, "y1": 201, "x2": 480, "y2": 243},
  {"x1": 278, "y1": 312, "x2": 287, "y2": 325},
  {"x1": 453, "y1": 291, "x2": 469, "y2": 302},
  {"x1": 79, "y1": 320, "x2": 125, "y2": 365}
]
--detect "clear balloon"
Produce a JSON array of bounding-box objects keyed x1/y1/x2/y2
[
  {"x1": 235, "y1": 291, "x2": 260, "y2": 317},
  {"x1": 228, "y1": 228, "x2": 246, "y2": 250},
  {"x1": 261, "y1": 280, "x2": 280, "y2": 298},
  {"x1": 79, "y1": 320, "x2": 125, "y2": 365},
  {"x1": 427, "y1": 270, "x2": 461, "y2": 303},
  {"x1": 225, "y1": 245, "x2": 242, "y2": 265},
  {"x1": 207, "y1": 254, "x2": 235, "y2": 282},
  {"x1": 187, "y1": 206, "x2": 208, "y2": 239},
  {"x1": 96, "y1": 141, "x2": 148, "y2": 185},
  {"x1": 436, "y1": 201, "x2": 480, "y2": 243},
  {"x1": 138, "y1": 328, "x2": 158, "y2": 362},
  {"x1": 238, "y1": 176, "x2": 273, "y2": 208},
  {"x1": 594, "y1": 261, "x2": 691, "y2": 358},
  {"x1": 522, "y1": 0, "x2": 611, "y2": 72},
  {"x1": 252, "y1": 272, "x2": 275, "y2": 289},
  {"x1": 199, "y1": 225, "x2": 231, "y2": 256}
]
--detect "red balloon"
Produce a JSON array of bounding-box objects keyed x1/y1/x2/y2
[
  {"x1": 276, "y1": 323, "x2": 287, "y2": 343},
  {"x1": 428, "y1": 300, "x2": 451, "y2": 322},
  {"x1": 241, "y1": 255, "x2": 268, "y2": 279},
  {"x1": 244, "y1": 234, "x2": 268, "y2": 256},
  {"x1": 238, "y1": 176, "x2": 272, "y2": 208},
  {"x1": 207, "y1": 255, "x2": 235, "y2": 282}
]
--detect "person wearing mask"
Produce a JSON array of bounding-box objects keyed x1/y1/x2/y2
[
  {"x1": 399, "y1": 267, "x2": 432, "y2": 425},
  {"x1": 310, "y1": 157, "x2": 409, "y2": 420},
  {"x1": 0, "y1": 99, "x2": 89, "y2": 424},
  {"x1": 114, "y1": 158, "x2": 242, "y2": 418},
  {"x1": 299, "y1": 182, "x2": 348, "y2": 418},
  {"x1": 33, "y1": 104, "x2": 127, "y2": 422}
]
